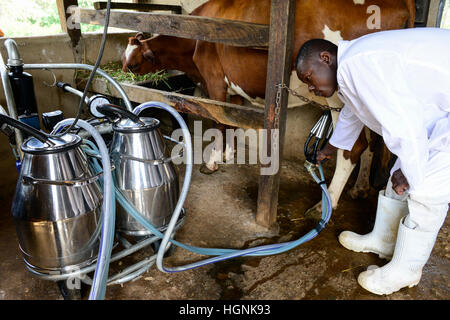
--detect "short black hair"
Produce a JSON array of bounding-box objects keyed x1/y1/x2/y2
[{"x1": 296, "y1": 39, "x2": 337, "y2": 71}]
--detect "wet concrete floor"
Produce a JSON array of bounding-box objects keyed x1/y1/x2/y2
[{"x1": 0, "y1": 150, "x2": 448, "y2": 300}]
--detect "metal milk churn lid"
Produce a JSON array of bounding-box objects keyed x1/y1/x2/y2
[
  {"x1": 110, "y1": 116, "x2": 180, "y2": 236},
  {"x1": 12, "y1": 133, "x2": 102, "y2": 275}
]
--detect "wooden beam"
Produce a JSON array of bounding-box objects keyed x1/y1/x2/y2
[
  {"x1": 82, "y1": 78, "x2": 264, "y2": 129},
  {"x1": 56, "y1": 0, "x2": 83, "y2": 63},
  {"x1": 78, "y1": 8, "x2": 269, "y2": 48},
  {"x1": 93, "y1": 2, "x2": 182, "y2": 14},
  {"x1": 256, "y1": 0, "x2": 296, "y2": 228}
]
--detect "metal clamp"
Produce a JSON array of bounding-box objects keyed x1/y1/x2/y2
[{"x1": 115, "y1": 152, "x2": 183, "y2": 166}]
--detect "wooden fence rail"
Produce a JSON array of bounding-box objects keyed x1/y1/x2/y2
[
  {"x1": 79, "y1": 8, "x2": 269, "y2": 49},
  {"x1": 93, "y1": 1, "x2": 182, "y2": 14}
]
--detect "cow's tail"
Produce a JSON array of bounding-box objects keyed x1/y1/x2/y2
[{"x1": 404, "y1": 0, "x2": 416, "y2": 28}]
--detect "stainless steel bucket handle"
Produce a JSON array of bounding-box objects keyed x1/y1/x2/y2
[
  {"x1": 21, "y1": 163, "x2": 116, "y2": 187},
  {"x1": 22, "y1": 171, "x2": 103, "y2": 187},
  {"x1": 115, "y1": 153, "x2": 183, "y2": 165}
]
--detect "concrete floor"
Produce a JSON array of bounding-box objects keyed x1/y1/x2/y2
[{"x1": 0, "y1": 152, "x2": 448, "y2": 300}]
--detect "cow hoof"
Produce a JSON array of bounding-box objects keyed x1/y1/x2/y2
[
  {"x1": 223, "y1": 145, "x2": 236, "y2": 162},
  {"x1": 223, "y1": 152, "x2": 235, "y2": 162},
  {"x1": 200, "y1": 164, "x2": 218, "y2": 175},
  {"x1": 348, "y1": 187, "x2": 369, "y2": 200},
  {"x1": 304, "y1": 202, "x2": 322, "y2": 221}
]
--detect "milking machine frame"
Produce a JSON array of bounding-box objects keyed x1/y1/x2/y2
[{"x1": 1, "y1": 39, "x2": 188, "y2": 296}]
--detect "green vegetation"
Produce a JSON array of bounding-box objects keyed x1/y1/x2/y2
[
  {"x1": 78, "y1": 61, "x2": 171, "y2": 87},
  {"x1": 0, "y1": 0, "x2": 62, "y2": 36},
  {"x1": 99, "y1": 61, "x2": 170, "y2": 86},
  {"x1": 0, "y1": 0, "x2": 133, "y2": 37}
]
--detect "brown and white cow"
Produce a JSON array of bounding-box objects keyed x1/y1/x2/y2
[{"x1": 122, "y1": 0, "x2": 415, "y2": 217}]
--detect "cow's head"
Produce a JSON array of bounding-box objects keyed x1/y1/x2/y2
[{"x1": 122, "y1": 33, "x2": 158, "y2": 75}]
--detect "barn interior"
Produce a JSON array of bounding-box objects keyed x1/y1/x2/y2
[{"x1": 0, "y1": 0, "x2": 448, "y2": 301}]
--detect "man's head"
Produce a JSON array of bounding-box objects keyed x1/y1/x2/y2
[{"x1": 295, "y1": 39, "x2": 338, "y2": 98}]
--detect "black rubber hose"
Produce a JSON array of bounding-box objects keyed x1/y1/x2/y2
[
  {"x1": 304, "y1": 133, "x2": 314, "y2": 160},
  {"x1": 96, "y1": 104, "x2": 145, "y2": 125},
  {"x1": 0, "y1": 114, "x2": 50, "y2": 144}
]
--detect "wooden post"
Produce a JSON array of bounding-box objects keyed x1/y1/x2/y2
[
  {"x1": 256, "y1": 0, "x2": 296, "y2": 228},
  {"x1": 56, "y1": 0, "x2": 83, "y2": 63}
]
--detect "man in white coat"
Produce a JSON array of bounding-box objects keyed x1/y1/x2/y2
[{"x1": 295, "y1": 27, "x2": 450, "y2": 295}]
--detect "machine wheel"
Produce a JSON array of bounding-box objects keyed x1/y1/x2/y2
[{"x1": 57, "y1": 280, "x2": 82, "y2": 300}]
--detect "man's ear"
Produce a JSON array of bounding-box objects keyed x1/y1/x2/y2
[
  {"x1": 143, "y1": 49, "x2": 156, "y2": 64},
  {"x1": 320, "y1": 51, "x2": 331, "y2": 65}
]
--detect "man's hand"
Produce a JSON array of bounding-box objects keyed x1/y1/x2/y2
[
  {"x1": 316, "y1": 142, "x2": 338, "y2": 166},
  {"x1": 391, "y1": 169, "x2": 410, "y2": 195}
]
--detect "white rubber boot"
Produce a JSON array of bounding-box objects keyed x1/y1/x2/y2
[
  {"x1": 338, "y1": 190, "x2": 408, "y2": 259},
  {"x1": 357, "y1": 216, "x2": 439, "y2": 295}
]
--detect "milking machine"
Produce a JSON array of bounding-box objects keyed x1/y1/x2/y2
[
  {"x1": 8, "y1": 116, "x2": 104, "y2": 296},
  {"x1": 304, "y1": 109, "x2": 333, "y2": 165},
  {"x1": 0, "y1": 22, "x2": 334, "y2": 299}
]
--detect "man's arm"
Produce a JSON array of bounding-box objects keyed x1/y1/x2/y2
[{"x1": 328, "y1": 104, "x2": 365, "y2": 151}]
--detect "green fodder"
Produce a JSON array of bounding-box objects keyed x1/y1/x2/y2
[{"x1": 77, "y1": 61, "x2": 170, "y2": 88}]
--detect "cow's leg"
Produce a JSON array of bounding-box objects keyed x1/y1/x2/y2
[
  {"x1": 348, "y1": 127, "x2": 374, "y2": 199},
  {"x1": 305, "y1": 109, "x2": 357, "y2": 219},
  {"x1": 222, "y1": 95, "x2": 245, "y2": 162},
  {"x1": 193, "y1": 41, "x2": 229, "y2": 174}
]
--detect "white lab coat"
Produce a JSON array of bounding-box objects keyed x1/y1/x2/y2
[{"x1": 329, "y1": 28, "x2": 450, "y2": 200}]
